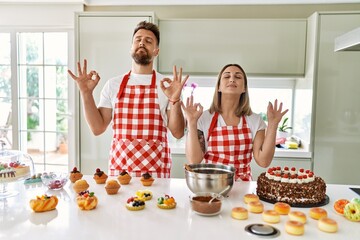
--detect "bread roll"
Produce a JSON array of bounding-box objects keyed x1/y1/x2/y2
[
  {"x1": 274, "y1": 202, "x2": 291, "y2": 215},
  {"x1": 285, "y1": 220, "x2": 305, "y2": 236},
  {"x1": 248, "y1": 201, "x2": 264, "y2": 213},
  {"x1": 288, "y1": 211, "x2": 307, "y2": 224},
  {"x1": 231, "y1": 207, "x2": 248, "y2": 220},
  {"x1": 262, "y1": 210, "x2": 280, "y2": 223},
  {"x1": 318, "y1": 217, "x2": 338, "y2": 233},
  {"x1": 309, "y1": 207, "x2": 327, "y2": 220}
]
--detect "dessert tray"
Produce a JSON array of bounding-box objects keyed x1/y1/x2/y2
[{"x1": 259, "y1": 195, "x2": 329, "y2": 208}]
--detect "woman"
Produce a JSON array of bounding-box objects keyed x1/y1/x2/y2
[{"x1": 182, "y1": 63, "x2": 288, "y2": 181}]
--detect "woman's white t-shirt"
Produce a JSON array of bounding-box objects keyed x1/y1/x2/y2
[
  {"x1": 197, "y1": 110, "x2": 267, "y2": 150},
  {"x1": 98, "y1": 72, "x2": 169, "y2": 126}
]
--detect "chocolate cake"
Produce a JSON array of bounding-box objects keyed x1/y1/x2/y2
[{"x1": 256, "y1": 167, "x2": 326, "y2": 205}]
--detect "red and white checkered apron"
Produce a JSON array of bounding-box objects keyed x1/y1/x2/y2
[
  {"x1": 204, "y1": 112, "x2": 253, "y2": 181},
  {"x1": 109, "y1": 70, "x2": 171, "y2": 178}
]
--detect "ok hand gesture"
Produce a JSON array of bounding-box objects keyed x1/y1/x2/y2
[
  {"x1": 160, "y1": 66, "x2": 189, "y2": 103},
  {"x1": 68, "y1": 59, "x2": 100, "y2": 94}
]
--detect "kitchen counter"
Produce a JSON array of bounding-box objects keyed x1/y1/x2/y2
[{"x1": 1, "y1": 176, "x2": 359, "y2": 240}]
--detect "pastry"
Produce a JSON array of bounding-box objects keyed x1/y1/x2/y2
[
  {"x1": 69, "y1": 167, "x2": 83, "y2": 183},
  {"x1": 247, "y1": 201, "x2": 264, "y2": 213},
  {"x1": 285, "y1": 220, "x2": 305, "y2": 236},
  {"x1": 334, "y1": 199, "x2": 350, "y2": 215},
  {"x1": 231, "y1": 207, "x2": 248, "y2": 220},
  {"x1": 262, "y1": 210, "x2": 280, "y2": 223},
  {"x1": 309, "y1": 207, "x2": 327, "y2": 220},
  {"x1": 274, "y1": 202, "x2": 291, "y2": 215},
  {"x1": 76, "y1": 191, "x2": 98, "y2": 210},
  {"x1": 117, "y1": 170, "x2": 132, "y2": 185},
  {"x1": 126, "y1": 197, "x2": 145, "y2": 211},
  {"x1": 29, "y1": 194, "x2": 58, "y2": 212},
  {"x1": 105, "y1": 179, "x2": 121, "y2": 195},
  {"x1": 318, "y1": 217, "x2": 338, "y2": 233},
  {"x1": 136, "y1": 190, "x2": 153, "y2": 201},
  {"x1": 157, "y1": 194, "x2": 176, "y2": 209},
  {"x1": 288, "y1": 211, "x2": 307, "y2": 224},
  {"x1": 244, "y1": 193, "x2": 259, "y2": 204},
  {"x1": 93, "y1": 168, "x2": 108, "y2": 184},
  {"x1": 73, "y1": 179, "x2": 89, "y2": 193},
  {"x1": 344, "y1": 201, "x2": 360, "y2": 222},
  {"x1": 140, "y1": 172, "x2": 154, "y2": 186}
]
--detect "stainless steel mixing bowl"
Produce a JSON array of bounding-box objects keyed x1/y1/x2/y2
[{"x1": 185, "y1": 163, "x2": 235, "y2": 196}]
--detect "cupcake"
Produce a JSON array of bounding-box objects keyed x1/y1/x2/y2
[
  {"x1": 157, "y1": 194, "x2": 177, "y2": 209},
  {"x1": 105, "y1": 179, "x2": 121, "y2": 195},
  {"x1": 117, "y1": 170, "x2": 132, "y2": 185},
  {"x1": 76, "y1": 191, "x2": 98, "y2": 210},
  {"x1": 93, "y1": 168, "x2": 108, "y2": 184},
  {"x1": 140, "y1": 172, "x2": 154, "y2": 186},
  {"x1": 126, "y1": 196, "x2": 145, "y2": 211},
  {"x1": 73, "y1": 179, "x2": 89, "y2": 193},
  {"x1": 69, "y1": 167, "x2": 83, "y2": 183}
]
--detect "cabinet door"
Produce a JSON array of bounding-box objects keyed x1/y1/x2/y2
[
  {"x1": 313, "y1": 13, "x2": 360, "y2": 184},
  {"x1": 158, "y1": 19, "x2": 306, "y2": 76},
  {"x1": 76, "y1": 14, "x2": 153, "y2": 174}
]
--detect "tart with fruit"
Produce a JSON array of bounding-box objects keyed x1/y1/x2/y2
[
  {"x1": 29, "y1": 194, "x2": 58, "y2": 212},
  {"x1": 93, "y1": 168, "x2": 108, "y2": 184},
  {"x1": 76, "y1": 191, "x2": 98, "y2": 210},
  {"x1": 140, "y1": 172, "x2": 154, "y2": 186},
  {"x1": 69, "y1": 167, "x2": 83, "y2": 183},
  {"x1": 135, "y1": 190, "x2": 153, "y2": 201},
  {"x1": 157, "y1": 194, "x2": 176, "y2": 209},
  {"x1": 126, "y1": 196, "x2": 145, "y2": 211}
]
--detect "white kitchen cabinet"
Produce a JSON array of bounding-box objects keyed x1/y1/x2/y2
[
  {"x1": 311, "y1": 12, "x2": 360, "y2": 184},
  {"x1": 75, "y1": 12, "x2": 155, "y2": 174},
  {"x1": 158, "y1": 19, "x2": 306, "y2": 76}
]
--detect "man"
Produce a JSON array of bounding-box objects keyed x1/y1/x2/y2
[{"x1": 68, "y1": 21, "x2": 188, "y2": 178}]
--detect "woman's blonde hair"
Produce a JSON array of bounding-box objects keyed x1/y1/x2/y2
[{"x1": 209, "y1": 63, "x2": 252, "y2": 117}]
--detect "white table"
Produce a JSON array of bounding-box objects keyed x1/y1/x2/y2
[{"x1": 1, "y1": 176, "x2": 359, "y2": 240}]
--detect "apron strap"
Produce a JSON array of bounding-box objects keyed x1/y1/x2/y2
[
  {"x1": 116, "y1": 70, "x2": 156, "y2": 99},
  {"x1": 207, "y1": 112, "x2": 219, "y2": 141}
]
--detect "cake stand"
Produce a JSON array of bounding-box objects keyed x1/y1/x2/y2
[{"x1": 0, "y1": 149, "x2": 34, "y2": 199}]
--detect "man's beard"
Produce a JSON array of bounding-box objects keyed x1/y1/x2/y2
[{"x1": 132, "y1": 48, "x2": 152, "y2": 65}]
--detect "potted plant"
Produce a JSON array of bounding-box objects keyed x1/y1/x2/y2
[{"x1": 277, "y1": 117, "x2": 292, "y2": 139}]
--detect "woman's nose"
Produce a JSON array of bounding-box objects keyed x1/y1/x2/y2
[{"x1": 229, "y1": 77, "x2": 235, "y2": 83}]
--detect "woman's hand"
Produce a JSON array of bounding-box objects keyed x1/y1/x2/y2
[
  {"x1": 267, "y1": 99, "x2": 289, "y2": 127},
  {"x1": 160, "y1": 66, "x2": 189, "y2": 103},
  {"x1": 181, "y1": 95, "x2": 203, "y2": 124},
  {"x1": 68, "y1": 59, "x2": 100, "y2": 94}
]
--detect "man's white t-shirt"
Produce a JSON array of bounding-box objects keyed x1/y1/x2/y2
[
  {"x1": 98, "y1": 72, "x2": 169, "y2": 125},
  {"x1": 197, "y1": 110, "x2": 267, "y2": 150}
]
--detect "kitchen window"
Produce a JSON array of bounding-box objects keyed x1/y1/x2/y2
[{"x1": 0, "y1": 30, "x2": 72, "y2": 173}]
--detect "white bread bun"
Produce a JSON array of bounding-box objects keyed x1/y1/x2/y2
[
  {"x1": 285, "y1": 220, "x2": 305, "y2": 236},
  {"x1": 309, "y1": 207, "x2": 327, "y2": 220},
  {"x1": 231, "y1": 207, "x2": 248, "y2": 220},
  {"x1": 288, "y1": 211, "x2": 307, "y2": 224},
  {"x1": 248, "y1": 201, "x2": 264, "y2": 213},
  {"x1": 262, "y1": 210, "x2": 280, "y2": 223},
  {"x1": 318, "y1": 217, "x2": 338, "y2": 233},
  {"x1": 274, "y1": 202, "x2": 291, "y2": 215},
  {"x1": 244, "y1": 194, "x2": 259, "y2": 204}
]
